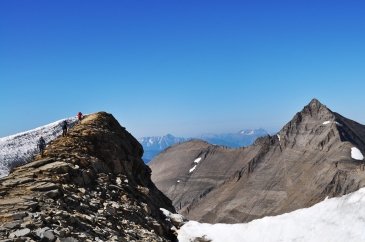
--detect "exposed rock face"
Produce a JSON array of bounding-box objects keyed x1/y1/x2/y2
[
  {"x1": 0, "y1": 112, "x2": 177, "y2": 241},
  {"x1": 149, "y1": 99, "x2": 365, "y2": 223}
]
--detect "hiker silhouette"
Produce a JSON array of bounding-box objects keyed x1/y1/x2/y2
[
  {"x1": 62, "y1": 120, "x2": 68, "y2": 136},
  {"x1": 38, "y1": 136, "x2": 46, "y2": 157}
]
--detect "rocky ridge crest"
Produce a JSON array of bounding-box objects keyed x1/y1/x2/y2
[{"x1": 0, "y1": 112, "x2": 177, "y2": 242}]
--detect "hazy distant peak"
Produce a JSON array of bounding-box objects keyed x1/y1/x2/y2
[{"x1": 239, "y1": 129, "x2": 268, "y2": 135}]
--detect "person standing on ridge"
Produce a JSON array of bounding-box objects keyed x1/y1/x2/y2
[
  {"x1": 62, "y1": 120, "x2": 68, "y2": 136},
  {"x1": 38, "y1": 136, "x2": 46, "y2": 157},
  {"x1": 77, "y1": 112, "x2": 83, "y2": 122}
]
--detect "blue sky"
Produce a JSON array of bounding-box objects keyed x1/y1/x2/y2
[{"x1": 1, "y1": 0, "x2": 365, "y2": 138}]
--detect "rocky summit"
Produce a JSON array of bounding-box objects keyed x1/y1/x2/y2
[
  {"x1": 149, "y1": 99, "x2": 365, "y2": 223},
  {"x1": 0, "y1": 112, "x2": 177, "y2": 242}
]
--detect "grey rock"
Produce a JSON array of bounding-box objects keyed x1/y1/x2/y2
[
  {"x1": 170, "y1": 214, "x2": 186, "y2": 228},
  {"x1": 58, "y1": 238, "x2": 79, "y2": 242},
  {"x1": 21, "y1": 220, "x2": 36, "y2": 229},
  {"x1": 20, "y1": 158, "x2": 54, "y2": 169},
  {"x1": 35, "y1": 227, "x2": 50, "y2": 238},
  {"x1": 54, "y1": 228, "x2": 70, "y2": 237},
  {"x1": 43, "y1": 230, "x2": 56, "y2": 242},
  {"x1": 12, "y1": 212, "x2": 28, "y2": 220},
  {"x1": 44, "y1": 189, "x2": 60, "y2": 198},
  {"x1": 3, "y1": 221, "x2": 21, "y2": 229},
  {"x1": 1, "y1": 177, "x2": 34, "y2": 187},
  {"x1": 29, "y1": 182, "x2": 59, "y2": 192},
  {"x1": 9, "y1": 228, "x2": 31, "y2": 238}
]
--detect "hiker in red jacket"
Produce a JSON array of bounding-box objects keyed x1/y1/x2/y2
[{"x1": 77, "y1": 112, "x2": 83, "y2": 122}]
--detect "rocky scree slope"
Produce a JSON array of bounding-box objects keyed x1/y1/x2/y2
[
  {"x1": 149, "y1": 99, "x2": 365, "y2": 223},
  {"x1": 0, "y1": 112, "x2": 177, "y2": 242}
]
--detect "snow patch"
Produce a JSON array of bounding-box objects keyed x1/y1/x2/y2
[
  {"x1": 177, "y1": 180, "x2": 181, "y2": 183},
  {"x1": 240, "y1": 130, "x2": 255, "y2": 135},
  {"x1": 322, "y1": 120, "x2": 342, "y2": 126},
  {"x1": 351, "y1": 147, "x2": 364, "y2": 160},
  {"x1": 189, "y1": 165, "x2": 197, "y2": 173},
  {"x1": 160, "y1": 208, "x2": 172, "y2": 218},
  {"x1": 189, "y1": 157, "x2": 202, "y2": 173},
  {"x1": 194, "y1": 157, "x2": 202, "y2": 164},
  {"x1": 277, "y1": 134, "x2": 280, "y2": 141},
  {"x1": 178, "y1": 187, "x2": 365, "y2": 242},
  {"x1": 116, "y1": 177, "x2": 122, "y2": 186}
]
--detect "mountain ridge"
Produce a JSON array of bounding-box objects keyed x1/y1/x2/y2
[
  {"x1": 0, "y1": 112, "x2": 178, "y2": 241},
  {"x1": 149, "y1": 99, "x2": 365, "y2": 223},
  {"x1": 139, "y1": 129, "x2": 268, "y2": 162}
]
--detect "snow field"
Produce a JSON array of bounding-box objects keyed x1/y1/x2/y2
[{"x1": 178, "y1": 187, "x2": 365, "y2": 242}]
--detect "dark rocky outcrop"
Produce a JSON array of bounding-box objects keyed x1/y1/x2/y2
[
  {"x1": 149, "y1": 99, "x2": 365, "y2": 223},
  {"x1": 0, "y1": 112, "x2": 177, "y2": 241}
]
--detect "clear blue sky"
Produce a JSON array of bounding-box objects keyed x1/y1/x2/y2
[{"x1": 1, "y1": 0, "x2": 365, "y2": 138}]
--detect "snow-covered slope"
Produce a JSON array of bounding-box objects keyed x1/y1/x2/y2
[
  {"x1": 0, "y1": 117, "x2": 77, "y2": 177},
  {"x1": 178, "y1": 187, "x2": 365, "y2": 242}
]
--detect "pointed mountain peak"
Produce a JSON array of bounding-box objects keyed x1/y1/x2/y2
[
  {"x1": 308, "y1": 98, "x2": 326, "y2": 108},
  {"x1": 309, "y1": 98, "x2": 322, "y2": 106},
  {"x1": 302, "y1": 98, "x2": 332, "y2": 116},
  {"x1": 279, "y1": 99, "x2": 336, "y2": 139}
]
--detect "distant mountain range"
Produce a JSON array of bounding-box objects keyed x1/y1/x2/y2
[
  {"x1": 138, "y1": 134, "x2": 188, "y2": 163},
  {"x1": 199, "y1": 128, "x2": 268, "y2": 147},
  {"x1": 138, "y1": 129, "x2": 268, "y2": 163}
]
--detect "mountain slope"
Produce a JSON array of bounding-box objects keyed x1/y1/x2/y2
[
  {"x1": 0, "y1": 112, "x2": 177, "y2": 241},
  {"x1": 0, "y1": 117, "x2": 78, "y2": 177},
  {"x1": 149, "y1": 99, "x2": 365, "y2": 223}
]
